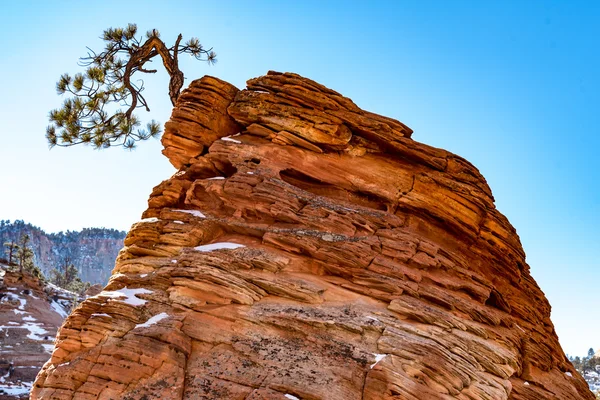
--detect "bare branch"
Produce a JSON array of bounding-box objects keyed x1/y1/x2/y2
[{"x1": 47, "y1": 24, "x2": 216, "y2": 150}]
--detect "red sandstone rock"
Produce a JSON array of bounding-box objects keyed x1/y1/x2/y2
[{"x1": 31, "y1": 72, "x2": 593, "y2": 399}]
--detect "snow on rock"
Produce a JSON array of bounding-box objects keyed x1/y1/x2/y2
[
  {"x1": 194, "y1": 242, "x2": 245, "y2": 252},
  {"x1": 221, "y1": 135, "x2": 241, "y2": 144},
  {"x1": 50, "y1": 300, "x2": 69, "y2": 318},
  {"x1": 1, "y1": 321, "x2": 52, "y2": 341},
  {"x1": 370, "y1": 354, "x2": 387, "y2": 369},
  {"x1": 173, "y1": 209, "x2": 206, "y2": 218},
  {"x1": 0, "y1": 381, "x2": 32, "y2": 395},
  {"x1": 42, "y1": 343, "x2": 55, "y2": 353},
  {"x1": 95, "y1": 287, "x2": 153, "y2": 307},
  {"x1": 207, "y1": 176, "x2": 226, "y2": 180},
  {"x1": 284, "y1": 395, "x2": 300, "y2": 400},
  {"x1": 90, "y1": 313, "x2": 111, "y2": 318},
  {"x1": 134, "y1": 312, "x2": 169, "y2": 329},
  {"x1": 138, "y1": 217, "x2": 160, "y2": 223}
]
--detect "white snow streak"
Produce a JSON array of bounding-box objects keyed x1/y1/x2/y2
[
  {"x1": 221, "y1": 136, "x2": 241, "y2": 144},
  {"x1": 370, "y1": 354, "x2": 387, "y2": 369},
  {"x1": 96, "y1": 287, "x2": 153, "y2": 307},
  {"x1": 194, "y1": 243, "x2": 245, "y2": 252},
  {"x1": 135, "y1": 312, "x2": 169, "y2": 329},
  {"x1": 138, "y1": 217, "x2": 160, "y2": 223},
  {"x1": 51, "y1": 300, "x2": 69, "y2": 318},
  {"x1": 173, "y1": 209, "x2": 206, "y2": 218}
]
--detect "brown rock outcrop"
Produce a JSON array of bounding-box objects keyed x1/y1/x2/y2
[{"x1": 31, "y1": 72, "x2": 592, "y2": 399}]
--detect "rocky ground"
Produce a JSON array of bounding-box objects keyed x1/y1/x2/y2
[
  {"x1": 0, "y1": 263, "x2": 73, "y2": 399},
  {"x1": 30, "y1": 72, "x2": 593, "y2": 399}
]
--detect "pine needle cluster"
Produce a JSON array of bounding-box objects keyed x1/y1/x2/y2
[{"x1": 46, "y1": 24, "x2": 216, "y2": 150}]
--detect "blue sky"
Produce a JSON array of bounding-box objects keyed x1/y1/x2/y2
[{"x1": 0, "y1": 1, "x2": 598, "y2": 356}]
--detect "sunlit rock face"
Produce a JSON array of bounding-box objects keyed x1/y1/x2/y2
[{"x1": 31, "y1": 72, "x2": 593, "y2": 399}]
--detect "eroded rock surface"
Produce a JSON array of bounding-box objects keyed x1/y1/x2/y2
[{"x1": 31, "y1": 72, "x2": 592, "y2": 399}]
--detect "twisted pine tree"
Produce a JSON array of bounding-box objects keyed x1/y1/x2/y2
[{"x1": 46, "y1": 24, "x2": 216, "y2": 150}]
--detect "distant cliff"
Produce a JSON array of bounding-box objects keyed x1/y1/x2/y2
[{"x1": 0, "y1": 220, "x2": 125, "y2": 285}]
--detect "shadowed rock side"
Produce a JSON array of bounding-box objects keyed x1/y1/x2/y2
[{"x1": 31, "y1": 72, "x2": 592, "y2": 399}]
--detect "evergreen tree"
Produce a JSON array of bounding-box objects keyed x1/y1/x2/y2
[
  {"x1": 49, "y1": 257, "x2": 90, "y2": 295},
  {"x1": 590, "y1": 348, "x2": 596, "y2": 358},
  {"x1": 46, "y1": 23, "x2": 216, "y2": 150},
  {"x1": 15, "y1": 234, "x2": 35, "y2": 274},
  {"x1": 3, "y1": 240, "x2": 18, "y2": 265}
]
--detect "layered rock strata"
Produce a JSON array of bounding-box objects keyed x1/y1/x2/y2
[{"x1": 31, "y1": 72, "x2": 592, "y2": 399}]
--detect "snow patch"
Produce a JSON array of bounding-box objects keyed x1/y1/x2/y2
[
  {"x1": 171, "y1": 260, "x2": 178, "y2": 264},
  {"x1": 140, "y1": 274, "x2": 148, "y2": 278},
  {"x1": 173, "y1": 220, "x2": 184, "y2": 224},
  {"x1": 22, "y1": 322, "x2": 48, "y2": 340},
  {"x1": 566, "y1": 371, "x2": 573, "y2": 377},
  {"x1": 284, "y1": 395, "x2": 299, "y2": 400},
  {"x1": 96, "y1": 287, "x2": 153, "y2": 307},
  {"x1": 91, "y1": 313, "x2": 111, "y2": 318},
  {"x1": 0, "y1": 381, "x2": 32, "y2": 395},
  {"x1": 42, "y1": 343, "x2": 54, "y2": 353},
  {"x1": 370, "y1": 354, "x2": 387, "y2": 369},
  {"x1": 135, "y1": 312, "x2": 169, "y2": 329},
  {"x1": 194, "y1": 243, "x2": 245, "y2": 252},
  {"x1": 173, "y1": 209, "x2": 206, "y2": 218},
  {"x1": 51, "y1": 300, "x2": 69, "y2": 318},
  {"x1": 138, "y1": 217, "x2": 160, "y2": 223},
  {"x1": 207, "y1": 176, "x2": 225, "y2": 180},
  {"x1": 221, "y1": 136, "x2": 241, "y2": 144},
  {"x1": 524, "y1": 381, "x2": 529, "y2": 386}
]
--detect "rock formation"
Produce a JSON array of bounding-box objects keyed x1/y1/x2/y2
[
  {"x1": 31, "y1": 72, "x2": 593, "y2": 399},
  {"x1": 0, "y1": 264, "x2": 73, "y2": 399}
]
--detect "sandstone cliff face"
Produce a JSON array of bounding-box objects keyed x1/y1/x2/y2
[{"x1": 31, "y1": 72, "x2": 592, "y2": 399}]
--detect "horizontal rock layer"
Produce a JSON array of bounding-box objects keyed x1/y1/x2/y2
[{"x1": 32, "y1": 72, "x2": 592, "y2": 399}]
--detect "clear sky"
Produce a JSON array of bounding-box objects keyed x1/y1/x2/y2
[{"x1": 0, "y1": 1, "x2": 598, "y2": 357}]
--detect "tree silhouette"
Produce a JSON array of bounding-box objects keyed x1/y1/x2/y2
[{"x1": 46, "y1": 24, "x2": 216, "y2": 150}]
